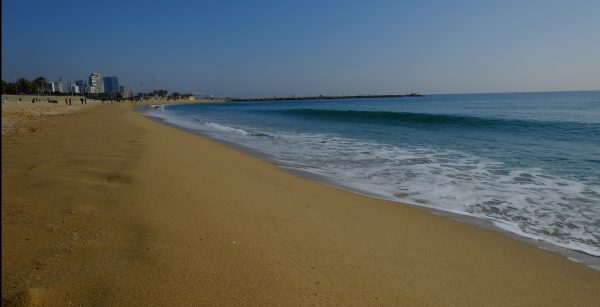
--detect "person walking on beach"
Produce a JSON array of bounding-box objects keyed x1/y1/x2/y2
[{"x1": 80, "y1": 98, "x2": 84, "y2": 104}]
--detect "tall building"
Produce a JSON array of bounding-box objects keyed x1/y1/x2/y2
[
  {"x1": 48, "y1": 81, "x2": 64, "y2": 93},
  {"x1": 68, "y1": 83, "x2": 80, "y2": 94},
  {"x1": 75, "y1": 80, "x2": 87, "y2": 94},
  {"x1": 89, "y1": 73, "x2": 104, "y2": 94},
  {"x1": 103, "y1": 76, "x2": 119, "y2": 94}
]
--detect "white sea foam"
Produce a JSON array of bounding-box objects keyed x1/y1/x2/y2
[
  {"x1": 203, "y1": 121, "x2": 251, "y2": 135},
  {"x1": 146, "y1": 108, "x2": 600, "y2": 258}
]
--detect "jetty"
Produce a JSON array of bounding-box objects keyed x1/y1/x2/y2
[{"x1": 226, "y1": 93, "x2": 424, "y2": 102}]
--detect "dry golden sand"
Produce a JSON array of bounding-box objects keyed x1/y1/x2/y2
[
  {"x1": 1, "y1": 95, "x2": 221, "y2": 135},
  {"x1": 1, "y1": 96, "x2": 102, "y2": 135},
  {"x1": 2, "y1": 104, "x2": 600, "y2": 306}
]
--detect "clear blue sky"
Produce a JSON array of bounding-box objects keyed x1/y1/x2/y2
[{"x1": 2, "y1": 0, "x2": 599, "y2": 97}]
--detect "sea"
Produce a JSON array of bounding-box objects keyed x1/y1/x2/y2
[{"x1": 146, "y1": 91, "x2": 600, "y2": 266}]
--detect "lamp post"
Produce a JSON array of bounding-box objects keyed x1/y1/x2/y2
[
  {"x1": 141, "y1": 81, "x2": 147, "y2": 108},
  {"x1": 152, "y1": 76, "x2": 157, "y2": 101}
]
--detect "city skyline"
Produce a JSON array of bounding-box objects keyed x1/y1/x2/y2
[
  {"x1": 2, "y1": 1, "x2": 599, "y2": 97},
  {"x1": 3, "y1": 72, "x2": 182, "y2": 97}
]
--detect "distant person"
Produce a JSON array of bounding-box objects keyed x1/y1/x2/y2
[
  {"x1": 65, "y1": 97, "x2": 68, "y2": 105},
  {"x1": 80, "y1": 98, "x2": 84, "y2": 104},
  {"x1": 18, "y1": 97, "x2": 22, "y2": 103},
  {"x1": 84, "y1": 98, "x2": 87, "y2": 104},
  {"x1": 32, "y1": 98, "x2": 35, "y2": 103},
  {"x1": 68, "y1": 98, "x2": 72, "y2": 105}
]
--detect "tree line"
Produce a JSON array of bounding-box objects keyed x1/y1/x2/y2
[
  {"x1": 2, "y1": 77, "x2": 50, "y2": 95},
  {"x1": 134, "y1": 90, "x2": 195, "y2": 100},
  {"x1": 2, "y1": 77, "x2": 196, "y2": 101}
]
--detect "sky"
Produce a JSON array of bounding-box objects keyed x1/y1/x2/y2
[{"x1": 2, "y1": 0, "x2": 599, "y2": 97}]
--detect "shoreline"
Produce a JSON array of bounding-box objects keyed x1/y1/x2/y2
[
  {"x1": 143, "y1": 105, "x2": 600, "y2": 269},
  {"x1": 3, "y1": 104, "x2": 600, "y2": 305}
]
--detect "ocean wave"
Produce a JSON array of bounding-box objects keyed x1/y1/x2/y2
[
  {"x1": 267, "y1": 109, "x2": 600, "y2": 134},
  {"x1": 200, "y1": 120, "x2": 252, "y2": 135}
]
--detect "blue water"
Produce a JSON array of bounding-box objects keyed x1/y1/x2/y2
[{"x1": 148, "y1": 91, "x2": 600, "y2": 256}]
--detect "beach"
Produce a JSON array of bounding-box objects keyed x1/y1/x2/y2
[
  {"x1": 1, "y1": 95, "x2": 102, "y2": 136},
  {"x1": 2, "y1": 102, "x2": 600, "y2": 306}
]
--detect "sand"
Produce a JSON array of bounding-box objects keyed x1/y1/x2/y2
[
  {"x1": 1, "y1": 95, "x2": 102, "y2": 136},
  {"x1": 2, "y1": 103, "x2": 600, "y2": 306}
]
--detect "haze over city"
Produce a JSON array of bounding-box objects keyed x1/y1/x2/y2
[{"x1": 2, "y1": 0, "x2": 599, "y2": 97}]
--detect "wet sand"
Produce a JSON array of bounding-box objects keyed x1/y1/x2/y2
[{"x1": 2, "y1": 104, "x2": 600, "y2": 306}]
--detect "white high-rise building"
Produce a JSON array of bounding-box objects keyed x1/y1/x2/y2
[
  {"x1": 48, "y1": 81, "x2": 64, "y2": 93},
  {"x1": 68, "y1": 83, "x2": 80, "y2": 94},
  {"x1": 89, "y1": 73, "x2": 105, "y2": 94}
]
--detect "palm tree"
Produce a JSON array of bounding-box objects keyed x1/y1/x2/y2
[
  {"x1": 1, "y1": 80, "x2": 8, "y2": 95},
  {"x1": 33, "y1": 77, "x2": 47, "y2": 94},
  {"x1": 16, "y1": 78, "x2": 32, "y2": 95}
]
